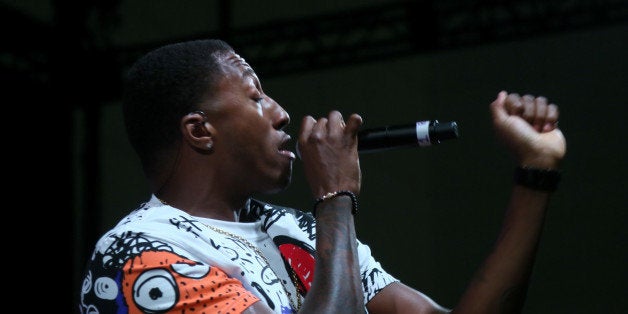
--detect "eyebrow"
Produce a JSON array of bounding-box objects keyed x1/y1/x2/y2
[
  {"x1": 242, "y1": 67, "x2": 257, "y2": 79},
  {"x1": 242, "y1": 67, "x2": 262, "y2": 91}
]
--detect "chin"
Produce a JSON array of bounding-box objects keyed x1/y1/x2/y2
[{"x1": 261, "y1": 172, "x2": 292, "y2": 195}]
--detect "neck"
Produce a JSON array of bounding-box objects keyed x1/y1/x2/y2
[{"x1": 152, "y1": 147, "x2": 253, "y2": 221}]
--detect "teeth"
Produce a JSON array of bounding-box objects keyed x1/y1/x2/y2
[{"x1": 279, "y1": 150, "x2": 296, "y2": 159}]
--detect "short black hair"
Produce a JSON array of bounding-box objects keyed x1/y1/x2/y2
[{"x1": 122, "y1": 39, "x2": 233, "y2": 175}]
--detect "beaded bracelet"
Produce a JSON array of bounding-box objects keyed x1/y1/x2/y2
[
  {"x1": 514, "y1": 166, "x2": 562, "y2": 192},
  {"x1": 313, "y1": 190, "x2": 358, "y2": 217}
]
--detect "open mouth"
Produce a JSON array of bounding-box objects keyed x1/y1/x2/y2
[{"x1": 278, "y1": 135, "x2": 296, "y2": 160}]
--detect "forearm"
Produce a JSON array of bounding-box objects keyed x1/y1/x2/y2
[
  {"x1": 300, "y1": 196, "x2": 365, "y2": 313},
  {"x1": 368, "y1": 92, "x2": 566, "y2": 314},
  {"x1": 453, "y1": 185, "x2": 552, "y2": 314}
]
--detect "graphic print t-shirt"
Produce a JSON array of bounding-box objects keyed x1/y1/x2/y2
[{"x1": 78, "y1": 195, "x2": 398, "y2": 313}]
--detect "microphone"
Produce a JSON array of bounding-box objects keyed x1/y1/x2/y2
[
  {"x1": 357, "y1": 120, "x2": 459, "y2": 153},
  {"x1": 295, "y1": 120, "x2": 459, "y2": 158}
]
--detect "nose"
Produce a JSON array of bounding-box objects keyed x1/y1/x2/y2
[{"x1": 269, "y1": 98, "x2": 290, "y2": 130}]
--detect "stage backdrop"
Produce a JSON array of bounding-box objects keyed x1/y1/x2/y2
[{"x1": 78, "y1": 24, "x2": 627, "y2": 313}]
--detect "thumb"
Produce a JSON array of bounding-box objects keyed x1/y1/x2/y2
[{"x1": 489, "y1": 90, "x2": 509, "y2": 122}]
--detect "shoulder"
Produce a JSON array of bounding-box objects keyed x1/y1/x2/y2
[{"x1": 91, "y1": 201, "x2": 207, "y2": 263}]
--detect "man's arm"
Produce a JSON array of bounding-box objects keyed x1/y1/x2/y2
[
  {"x1": 367, "y1": 91, "x2": 567, "y2": 314},
  {"x1": 245, "y1": 196, "x2": 364, "y2": 314},
  {"x1": 246, "y1": 111, "x2": 366, "y2": 313}
]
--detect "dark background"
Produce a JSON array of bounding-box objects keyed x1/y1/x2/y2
[{"x1": 3, "y1": 1, "x2": 626, "y2": 313}]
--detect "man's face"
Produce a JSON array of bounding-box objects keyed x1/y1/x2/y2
[{"x1": 203, "y1": 51, "x2": 296, "y2": 194}]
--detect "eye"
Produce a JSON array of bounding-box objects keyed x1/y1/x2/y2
[{"x1": 252, "y1": 94, "x2": 265, "y2": 106}]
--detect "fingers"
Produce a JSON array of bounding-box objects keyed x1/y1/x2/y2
[
  {"x1": 327, "y1": 110, "x2": 344, "y2": 138},
  {"x1": 544, "y1": 103, "x2": 559, "y2": 132},
  {"x1": 345, "y1": 113, "x2": 363, "y2": 135},
  {"x1": 299, "y1": 115, "x2": 316, "y2": 144},
  {"x1": 301, "y1": 111, "x2": 362, "y2": 140},
  {"x1": 326, "y1": 111, "x2": 362, "y2": 136},
  {"x1": 521, "y1": 94, "x2": 543, "y2": 131},
  {"x1": 311, "y1": 116, "x2": 329, "y2": 142},
  {"x1": 297, "y1": 110, "x2": 363, "y2": 157},
  {"x1": 503, "y1": 92, "x2": 559, "y2": 132},
  {"x1": 531, "y1": 96, "x2": 548, "y2": 131},
  {"x1": 504, "y1": 92, "x2": 523, "y2": 116},
  {"x1": 298, "y1": 111, "x2": 336, "y2": 151}
]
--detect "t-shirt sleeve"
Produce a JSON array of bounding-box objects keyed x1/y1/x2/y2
[{"x1": 356, "y1": 239, "x2": 399, "y2": 304}]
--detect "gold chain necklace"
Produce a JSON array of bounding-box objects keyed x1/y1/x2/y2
[{"x1": 156, "y1": 197, "x2": 302, "y2": 311}]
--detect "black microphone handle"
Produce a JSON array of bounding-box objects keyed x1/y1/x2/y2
[
  {"x1": 357, "y1": 120, "x2": 459, "y2": 153},
  {"x1": 294, "y1": 120, "x2": 459, "y2": 158}
]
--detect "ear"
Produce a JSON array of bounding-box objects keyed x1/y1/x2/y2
[{"x1": 181, "y1": 111, "x2": 215, "y2": 152}]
